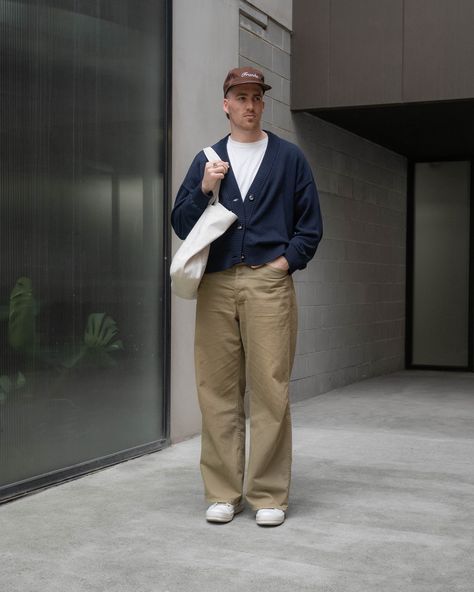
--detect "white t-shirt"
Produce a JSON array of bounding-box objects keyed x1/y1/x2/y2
[{"x1": 227, "y1": 135, "x2": 268, "y2": 201}]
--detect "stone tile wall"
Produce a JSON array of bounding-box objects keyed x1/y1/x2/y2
[{"x1": 239, "y1": 1, "x2": 407, "y2": 401}]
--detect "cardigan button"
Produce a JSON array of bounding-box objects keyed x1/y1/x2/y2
[
  {"x1": 237, "y1": 225, "x2": 243, "y2": 230},
  {"x1": 241, "y1": 254, "x2": 245, "y2": 260},
  {"x1": 248, "y1": 194, "x2": 255, "y2": 201}
]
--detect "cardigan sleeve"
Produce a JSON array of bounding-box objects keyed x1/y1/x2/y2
[
  {"x1": 171, "y1": 153, "x2": 212, "y2": 240},
  {"x1": 284, "y1": 153, "x2": 323, "y2": 273}
]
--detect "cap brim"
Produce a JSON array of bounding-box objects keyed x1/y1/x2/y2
[{"x1": 225, "y1": 80, "x2": 272, "y2": 94}]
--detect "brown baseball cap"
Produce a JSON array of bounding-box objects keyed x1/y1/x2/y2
[{"x1": 223, "y1": 66, "x2": 272, "y2": 96}]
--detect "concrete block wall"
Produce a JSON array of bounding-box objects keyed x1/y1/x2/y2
[
  {"x1": 239, "y1": 1, "x2": 407, "y2": 402},
  {"x1": 170, "y1": 0, "x2": 407, "y2": 442}
]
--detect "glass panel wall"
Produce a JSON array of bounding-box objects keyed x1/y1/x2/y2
[
  {"x1": 412, "y1": 161, "x2": 471, "y2": 367},
  {"x1": 0, "y1": 0, "x2": 168, "y2": 496}
]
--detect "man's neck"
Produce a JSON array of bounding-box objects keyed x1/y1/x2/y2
[{"x1": 229, "y1": 128, "x2": 267, "y2": 143}]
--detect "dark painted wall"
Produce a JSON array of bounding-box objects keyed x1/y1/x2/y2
[{"x1": 292, "y1": 0, "x2": 474, "y2": 110}]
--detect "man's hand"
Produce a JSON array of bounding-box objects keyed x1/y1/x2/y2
[
  {"x1": 267, "y1": 256, "x2": 289, "y2": 271},
  {"x1": 202, "y1": 160, "x2": 230, "y2": 195}
]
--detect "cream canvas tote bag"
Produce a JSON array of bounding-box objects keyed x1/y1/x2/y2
[{"x1": 170, "y1": 147, "x2": 238, "y2": 299}]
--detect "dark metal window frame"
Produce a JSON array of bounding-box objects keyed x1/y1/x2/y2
[
  {"x1": 0, "y1": 0, "x2": 173, "y2": 504},
  {"x1": 405, "y1": 158, "x2": 474, "y2": 371}
]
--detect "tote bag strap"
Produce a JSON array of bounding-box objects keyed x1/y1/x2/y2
[
  {"x1": 203, "y1": 146, "x2": 221, "y2": 163},
  {"x1": 203, "y1": 146, "x2": 223, "y2": 204}
]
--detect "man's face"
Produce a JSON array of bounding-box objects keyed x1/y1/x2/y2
[{"x1": 223, "y1": 84, "x2": 265, "y2": 132}]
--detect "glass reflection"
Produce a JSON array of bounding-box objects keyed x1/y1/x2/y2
[{"x1": 0, "y1": 0, "x2": 166, "y2": 490}]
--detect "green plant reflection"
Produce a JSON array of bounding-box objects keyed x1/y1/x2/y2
[
  {"x1": 63, "y1": 313, "x2": 124, "y2": 369},
  {"x1": 0, "y1": 279, "x2": 124, "y2": 405},
  {"x1": 8, "y1": 277, "x2": 38, "y2": 354}
]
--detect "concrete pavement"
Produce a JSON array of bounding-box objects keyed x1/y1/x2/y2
[{"x1": 1, "y1": 370, "x2": 473, "y2": 591}]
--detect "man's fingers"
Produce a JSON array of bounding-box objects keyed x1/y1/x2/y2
[
  {"x1": 206, "y1": 161, "x2": 229, "y2": 173},
  {"x1": 201, "y1": 161, "x2": 229, "y2": 193}
]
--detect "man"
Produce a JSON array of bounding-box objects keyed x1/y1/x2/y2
[{"x1": 171, "y1": 67, "x2": 322, "y2": 527}]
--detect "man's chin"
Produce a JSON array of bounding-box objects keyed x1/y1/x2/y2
[{"x1": 241, "y1": 119, "x2": 260, "y2": 129}]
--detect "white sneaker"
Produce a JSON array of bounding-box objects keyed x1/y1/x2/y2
[
  {"x1": 206, "y1": 502, "x2": 244, "y2": 523},
  {"x1": 255, "y1": 508, "x2": 285, "y2": 526}
]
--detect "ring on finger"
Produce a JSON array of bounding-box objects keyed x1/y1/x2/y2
[{"x1": 212, "y1": 162, "x2": 218, "y2": 168}]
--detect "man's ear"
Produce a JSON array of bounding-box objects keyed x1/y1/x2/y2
[{"x1": 223, "y1": 98, "x2": 229, "y2": 116}]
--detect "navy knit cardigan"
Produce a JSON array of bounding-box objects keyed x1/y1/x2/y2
[{"x1": 171, "y1": 131, "x2": 323, "y2": 274}]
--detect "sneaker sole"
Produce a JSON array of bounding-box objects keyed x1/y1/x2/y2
[{"x1": 256, "y1": 517, "x2": 285, "y2": 526}]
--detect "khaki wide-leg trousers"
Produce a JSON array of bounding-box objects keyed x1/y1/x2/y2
[{"x1": 195, "y1": 264, "x2": 297, "y2": 511}]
